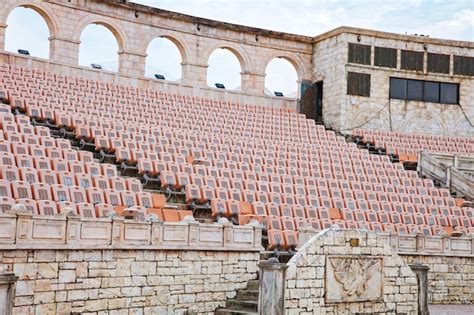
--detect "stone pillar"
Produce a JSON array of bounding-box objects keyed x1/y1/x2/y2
[
  {"x1": 409, "y1": 262, "x2": 430, "y2": 315},
  {"x1": 181, "y1": 62, "x2": 208, "y2": 87},
  {"x1": 258, "y1": 258, "x2": 287, "y2": 315},
  {"x1": 241, "y1": 71, "x2": 266, "y2": 95},
  {"x1": 118, "y1": 50, "x2": 147, "y2": 78},
  {"x1": 0, "y1": 272, "x2": 18, "y2": 315},
  {"x1": 0, "y1": 23, "x2": 6, "y2": 51},
  {"x1": 49, "y1": 36, "x2": 81, "y2": 65}
]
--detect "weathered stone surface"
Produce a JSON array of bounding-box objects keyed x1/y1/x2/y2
[
  {"x1": 286, "y1": 229, "x2": 419, "y2": 314},
  {"x1": 5, "y1": 249, "x2": 259, "y2": 315}
]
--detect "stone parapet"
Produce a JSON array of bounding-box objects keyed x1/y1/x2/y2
[
  {"x1": 298, "y1": 227, "x2": 474, "y2": 257},
  {"x1": 0, "y1": 212, "x2": 263, "y2": 252}
]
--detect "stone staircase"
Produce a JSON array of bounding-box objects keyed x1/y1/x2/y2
[{"x1": 215, "y1": 279, "x2": 260, "y2": 314}]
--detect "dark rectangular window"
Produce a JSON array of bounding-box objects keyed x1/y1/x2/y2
[
  {"x1": 440, "y1": 83, "x2": 458, "y2": 104},
  {"x1": 407, "y1": 80, "x2": 423, "y2": 101},
  {"x1": 401, "y1": 50, "x2": 424, "y2": 71},
  {"x1": 348, "y1": 43, "x2": 371, "y2": 65},
  {"x1": 374, "y1": 47, "x2": 397, "y2": 68},
  {"x1": 424, "y1": 81, "x2": 440, "y2": 103},
  {"x1": 453, "y1": 55, "x2": 474, "y2": 76},
  {"x1": 428, "y1": 53, "x2": 450, "y2": 74},
  {"x1": 389, "y1": 78, "x2": 406, "y2": 99},
  {"x1": 347, "y1": 72, "x2": 370, "y2": 97},
  {"x1": 389, "y1": 77, "x2": 458, "y2": 104}
]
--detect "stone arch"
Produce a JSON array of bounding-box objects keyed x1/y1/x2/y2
[
  {"x1": 263, "y1": 53, "x2": 305, "y2": 82},
  {"x1": 74, "y1": 16, "x2": 128, "y2": 53},
  {"x1": 203, "y1": 43, "x2": 250, "y2": 74},
  {"x1": 144, "y1": 36, "x2": 186, "y2": 81},
  {"x1": 205, "y1": 44, "x2": 248, "y2": 90},
  {"x1": 264, "y1": 57, "x2": 299, "y2": 97},
  {"x1": 140, "y1": 33, "x2": 190, "y2": 65},
  {"x1": 451, "y1": 117, "x2": 474, "y2": 137},
  {"x1": 350, "y1": 107, "x2": 391, "y2": 131},
  {"x1": 400, "y1": 110, "x2": 447, "y2": 135},
  {"x1": 2, "y1": 1, "x2": 59, "y2": 38}
]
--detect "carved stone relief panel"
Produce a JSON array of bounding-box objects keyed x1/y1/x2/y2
[{"x1": 325, "y1": 256, "x2": 383, "y2": 303}]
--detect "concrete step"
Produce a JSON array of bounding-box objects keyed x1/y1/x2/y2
[
  {"x1": 226, "y1": 299, "x2": 258, "y2": 312},
  {"x1": 236, "y1": 289, "x2": 259, "y2": 301},
  {"x1": 246, "y1": 280, "x2": 260, "y2": 291},
  {"x1": 215, "y1": 309, "x2": 257, "y2": 315}
]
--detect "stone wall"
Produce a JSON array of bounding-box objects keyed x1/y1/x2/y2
[
  {"x1": 313, "y1": 30, "x2": 474, "y2": 137},
  {"x1": 285, "y1": 228, "x2": 419, "y2": 314},
  {"x1": 1, "y1": 249, "x2": 259, "y2": 315},
  {"x1": 402, "y1": 255, "x2": 473, "y2": 305},
  {"x1": 296, "y1": 228, "x2": 474, "y2": 308}
]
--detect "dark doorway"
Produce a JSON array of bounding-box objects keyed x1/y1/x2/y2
[{"x1": 300, "y1": 80, "x2": 323, "y2": 123}]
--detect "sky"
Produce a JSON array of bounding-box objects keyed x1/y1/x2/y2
[{"x1": 4, "y1": 1, "x2": 474, "y2": 96}]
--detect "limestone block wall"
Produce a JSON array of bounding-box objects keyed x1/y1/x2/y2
[
  {"x1": 0, "y1": 249, "x2": 259, "y2": 315},
  {"x1": 285, "y1": 228, "x2": 419, "y2": 314},
  {"x1": 313, "y1": 29, "x2": 474, "y2": 136},
  {"x1": 296, "y1": 228, "x2": 474, "y2": 307},
  {"x1": 402, "y1": 255, "x2": 473, "y2": 305}
]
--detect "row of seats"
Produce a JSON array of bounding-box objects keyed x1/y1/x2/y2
[{"x1": 352, "y1": 129, "x2": 474, "y2": 161}]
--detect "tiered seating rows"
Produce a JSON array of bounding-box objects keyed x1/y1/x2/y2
[
  {"x1": 352, "y1": 129, "x2": 474, "y2": 162},
  {"x1": 1, "y1": 63, "x2": 473, "y2": 250}
]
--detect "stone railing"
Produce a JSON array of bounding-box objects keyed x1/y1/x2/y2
[
  {"x1": 418, "y1": 151, "x2": 474, "y2": 200},
  {"x1": 298, "y1": 228, "x2": 474, "y2": 257},
  {"x1": 0, "y1": 212, "x2": 263, "y2": 251}
]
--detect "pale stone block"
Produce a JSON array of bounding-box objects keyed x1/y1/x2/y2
[
  {"x1": 37, "y1": 263, "x2": 59, "y2": 279},
  {"x1": 33, "y1": 291, "x2": 55, "y2": 304},
  {"x1": 16, "y1": 280, "x2": 35, "y2": 296},
  {"x1": 58, "y1": 270, "x2": 76, "y2": 283},
  {"x1": 34, "y1": 303, "x2": 55, "y2": 315}
]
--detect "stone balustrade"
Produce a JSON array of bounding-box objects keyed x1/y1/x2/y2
[
  {"x1": 0, "y1": 212, "x2": 263, "y2": 251},
  {"x1": 298, "y1": 228, "x2": 474, "y2": 257}
]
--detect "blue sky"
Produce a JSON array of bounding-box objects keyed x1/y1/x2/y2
[{"x1": 3, "y1": 0, "x2": 473, "y2": 95}]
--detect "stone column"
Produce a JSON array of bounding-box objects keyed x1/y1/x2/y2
[
  {"x1": 181, "y1": 62, "x2": 208, "y2": 87},
  {"x1": 49, "y1": 36, "x2": 81, "y2": 65},
  {"x1": 0, "y1": 272, "x2": 18, "y2": 315},
  {"x1": 258, "y1": 258, "x2": 288, "y2": 315},
  {"x1": 118, "y1": 50, "x2": 147, "y2": 78},
  {"x1": 409, "y1": 262, "x2": 430, "y2": 315},
  {"x1": 0, "y1": 23, "x2": 6, "y2": 51},
  {"x1": 241, "y1": 71, "x2": 266, "y2": 95}
]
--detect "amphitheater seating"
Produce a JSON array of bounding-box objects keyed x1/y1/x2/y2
[
  {"x1": 352, "y1": 129, "x2": 474, "y2": 162},
  {"x1": 1, "y1": 63, "x2": 473, "y2": 251}
]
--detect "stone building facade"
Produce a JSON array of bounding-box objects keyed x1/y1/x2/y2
[
  {"x1": 0, "y1": 0, "x2": 472, "y2": 136},
  {"x1": 313, "y1": 28, "x2": 474, "y2": 136}
]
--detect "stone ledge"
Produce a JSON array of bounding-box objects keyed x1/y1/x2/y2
[
  {"x1": 0, "y1": 212, "x2": 263, "y2": 252},
  {"x1": 298, "y1": 228, "x2": 474, "y2": 257}
]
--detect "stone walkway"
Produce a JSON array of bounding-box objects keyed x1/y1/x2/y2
[{"x1": 429, "y1": 304, "x2": 474, "y2": 315}]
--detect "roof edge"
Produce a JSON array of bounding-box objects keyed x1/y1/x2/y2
[
  {"x1": 313, "y1": 26, "x2": 474, "y2": 48},
  {"x1": 112, "y1": 1, "x2": 474, "y2": 48}
]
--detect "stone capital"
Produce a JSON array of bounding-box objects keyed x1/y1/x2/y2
[
  {"x1": 48, "y1": 36, "x2": 80, "y2": 45},
  {"x1": 118, "y1": 49, "x2": 147, "y2": 58}
]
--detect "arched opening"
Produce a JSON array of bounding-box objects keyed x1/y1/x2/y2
[
  {"x1": 207, "y1": 48, "x2": 242, "y2": 90},
  {"x1": 5, "y1": 7, "x2": 50, "y2": 59},
  {"x1": 78, "y1": 24, "x2": 119, "y2": 72},
  {"x1": 145, "y1": 37, "x2": 183, "y2": 81},
  {"x1": 265, "y1": 58, "x2": 298, "y2": 98}
]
